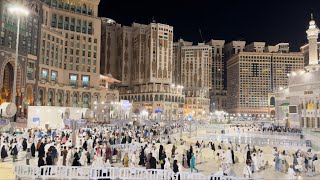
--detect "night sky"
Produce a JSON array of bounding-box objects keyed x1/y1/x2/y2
[{"x1": 99, "y1": 0, "x2": 320, "y2": 51}]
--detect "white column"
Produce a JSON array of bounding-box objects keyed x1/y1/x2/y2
[{"x1": 306, "y1": 16, "x2": 320, "y2": 65}]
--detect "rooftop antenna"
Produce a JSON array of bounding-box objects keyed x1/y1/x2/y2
[
  {"x1": 311, "y1": 13, "x2": 314, "y2": 20},
  {"x1": 152, "y1": 17, "x2": 156, "y2": 23}
]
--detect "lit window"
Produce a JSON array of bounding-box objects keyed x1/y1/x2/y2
[
  {"x1": 82, "y1": 75, "x2": 90, "y2": 86},
  {"x1": 42, "y1": 69, "x2": 48, "y2": 80},
  {"x1": 69, "y1": 74, "x2": 78, "y2": 86},
  {"x1": 51, "y1": 71, "x2": 57, "y2": 81}
]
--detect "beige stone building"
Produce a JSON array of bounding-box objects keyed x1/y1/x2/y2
[
  {"x1": 173, "y1": 39, "x2": 211, "y2": 118},
  {"x1": 101, "y1": 21, "x2": 184, "y2": 121},
  {"x1": 206, "y1": 39, "x2": 226, "y2": 111},
  {"x1": 227, "y1": 42, "x2": 304, "y2": 118},
  {"x1": 37, "y1": 0, "x2": 118, "y2": 109},
  {"x1": 0, "y1": 0, "x2": 41, "y2": 116}
]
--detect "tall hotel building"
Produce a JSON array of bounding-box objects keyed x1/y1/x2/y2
[
  {"x1": 227, "y1": 42, "x2": 304, "y2": 117},
  {"x1": 173, "y1": 39, "x2": 212, "y2": 118},
  {"x1": 206, "y1": 40, "x2": 226, "y2": 111},
  {"x1": 0, "y1": 0, "x2": 41, "y2": 115},
  {"x1": 37, "y1": 0, "x2": 118, "y2": 108},
  {"x1": 101, "y1": 21, "x2": 184, "y2": 120}
]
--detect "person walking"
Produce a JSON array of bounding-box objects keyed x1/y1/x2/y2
[
  {"x1": 150, "y1": 153, "x2": 157, "y2": 169},
  {"x1": 26, "y1": 148, "x2": 32, "y2": 165},
  {"x1": 190, "y1": 153, "x2": 199, "y2": 173},
  {"x1": 123, "y1": 153, "x2": 129, "y2": 167},
  {"x1": 1, "y1": 144, "x2": 8, "y2": 162},
  {"x1": 11, "y1": 143, "x2": 18, "y2": 162},
  {"x1": 173, "y1": 159, "x2": 180, "y2": 180},
  {"x1": 243, "y1": 160, "x2": 252, "y2": 178}
]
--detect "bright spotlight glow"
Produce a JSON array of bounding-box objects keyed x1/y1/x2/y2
[
  {"x1": 8, "y1": 5, "x2": 29, "y2": 16},
  {"x1": 291, "y1": 72, "x2": 297, "y2": 76}
]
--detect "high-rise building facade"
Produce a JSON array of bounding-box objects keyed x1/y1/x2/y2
[
  {"x1": 227, "y1": 42, "x2": 304, "y2": 117},
  {"x1": 206, "y1": 39, "x2": 226, "y2": 111},
  {"x1": 0, "y1": 0, "x2": 41, "y2": 115},
  {"x1": 173, "y1": 39, "x2": 211, "y2": 118},
  {"x1": 101, "y1": 22, "x2": 185, "y2": 120},
  {"x1": 37, "y1": 0, "x2": 118, "y2": 108}
]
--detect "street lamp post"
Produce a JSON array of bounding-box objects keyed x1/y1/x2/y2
[{"x1": 8, "y1": 5, "x2": 29, "y2": 105}]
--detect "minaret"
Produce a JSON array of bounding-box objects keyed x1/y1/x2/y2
[{"x1": 306, "y1": 13, "x2": 320, "y2": 66}]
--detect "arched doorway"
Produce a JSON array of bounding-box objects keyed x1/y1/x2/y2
[
  {"x1": 0, "y1": 59, "x2": 22, "y2": 104},
  {"x1": 0, "y1": 63, "x2": 14, "y2": 103},
  {"x1": 26, "y1": 85, "x2": 33, "y2": 105}
]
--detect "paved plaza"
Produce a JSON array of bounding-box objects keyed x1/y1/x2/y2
[{"x1": 1, "y1": 126, "x2": 320, "y2": 180}]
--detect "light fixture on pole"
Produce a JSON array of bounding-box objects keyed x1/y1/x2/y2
[{"x1": 8, "y1": 4, "x2": 29, "y2": 105}]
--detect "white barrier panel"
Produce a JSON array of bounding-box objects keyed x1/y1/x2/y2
[
  {"x1": 39, "y1": 166, "x2": 65, "y2": 179},
  {"x1": 188, "y1": 173, "x2": 207, "y2": 180},
  {"x1": 64, "y1": 166, "x2": 91, "y2": 180},
  {"x1": 119, "y1": 168, "x2": 147, "y2": 180},
  {"x1": 171, "y1": 172, "x2": 190, "y2": 180},
  {"x1": 90, "y1": 167, "x2": 119, "y2": 180},
  {"x1": 16, "y1": 165, "x2": 260, "y2": 180},
  {"x1": 15, "y1": 165, "x2": 38, "y2": 180},
  {"x1": 147, "y1": 169, "x2": 174, "y2": 180}
]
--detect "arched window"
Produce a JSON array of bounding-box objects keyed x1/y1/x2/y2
[
  {"x1": 150, "y1": 95, "x2": 153, "y2": 101},
  {"x1": 57, "y1": 91, "x2": 63, "y2": 106},
  {"x1": 65, "y1": 92, "x2": 70, "y2": 106},
  {"x1": 160, "y1": 95, "x2": 163, "y2": 101},
  {"x1": 73, "y1": 93, "x2": 78, "y2": 107},
  {"x1": 83, "y1": 93, "x2": 90, "y2": 108},
  {"x1": 93, "y1": 94, "x2": 99, "y2": 103},
  {"x1": 82, "y1": 4, "x2": 87, "y2": 14},
  {"x1": 51, "y1": 0, "x2": 57, "y2": 7},
  {"x1": 48, "y1": 90, "x2": 54, "y2": 106},
  {"x1": 76, "y1": 5, "x2": 81, "y2": 13},
  {"x1": 142, "y1": 95, "x2": 145, "y2": 101},
  {"x1": 146, "y1": 95, "x2": 149, "y2": 101},
  {"x1": 270, "y1": 97, "x2": 275, "y2": 106},
  {"x1": 58, "y1": 1, "x2": 63, "y2": 9},
  {"x1": 38, "y1": 89, "x2": 44, "y2": 106},
  {"x1": 155, "y1": 95, "x2": 159, "y2": 101}
]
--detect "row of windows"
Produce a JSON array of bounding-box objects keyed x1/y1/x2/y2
[
  {"x1": 1, "y1": 10, "x2": 39, "y2": 56},
  {"x1": 41, "y1": 69, "x2": 91, "y2": 87},
  {"x1": 38, "y1": 89, "x2": 93, "y2": 108},
  {"x1": 120, "y1": 95, "x2": 184, "y2": 103},
  {"x1": 41, "y1": 0, "x2": 94, "y2": 16},
  {"x1": 50, "y1": 14, "x2": 94, "y2": 35},
  {"x1": 240, "y1": 55, "x2": 303, "y2": 61}
]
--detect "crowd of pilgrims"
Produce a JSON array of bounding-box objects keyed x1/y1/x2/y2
[
  {"x1": 229, "y1": 124, "x2": 302, "y2": 134},
  {"x1": 0, "y1": 123, "x2": 318, "y2": 179}
]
